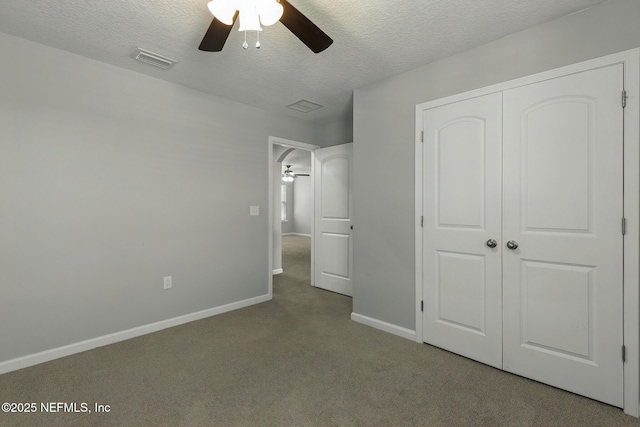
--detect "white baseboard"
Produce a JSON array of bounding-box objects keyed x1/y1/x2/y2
[
  {"x1": 282, "y1": 233, "x2": 312, "y2": 237},
  {"x1": 272, "y1": 268, "x2": 284, "y2": 275},
  {"x1": 0, "y1": 294, "x2": 271, "y2": 375},
  {"x1": 351, "y1": 312, "x2": 416, "y2": 341}
]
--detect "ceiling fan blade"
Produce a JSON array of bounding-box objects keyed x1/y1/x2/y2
[
  {"x1": 279, "y1": 0, "x2": 333, "y2": 53},
  {"x1": 295, "y1": 174, "x2": 310, "y2": 176},
  {"x1": 198, "y1": 12, "x2": 238, "y2": 52}
]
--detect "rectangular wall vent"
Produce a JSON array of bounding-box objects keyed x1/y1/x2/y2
[
  {"x1": 286, "y1": 99, "x2": 323, "y2": 113},
  {"x1": 133, "y1": 48, "x2": 177, "y2": 70}
]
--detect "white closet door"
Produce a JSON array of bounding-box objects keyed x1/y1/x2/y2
[
  {"x1": 502, "y1": 65, "x2": 624, "y2": 406},
  {"x1": 422, "y1": 93, "x2": 503, "y2": 368}
]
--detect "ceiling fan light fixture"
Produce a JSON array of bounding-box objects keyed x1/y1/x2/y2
[
  {"x1": 238, "y1": 3, "x2": 262, "y2": 32},
  {"x1": 200, "y1": 0, "x2": 332, "y2": 53},
  {"x1": 257, "y1": 0, "x2": 284, "y2": 26},
  {"x1": 207, "y1": 0, "x2": 236, "y2": 25},
  {"x1": 282, "y1": 165, "x2": 296, "y2": 182}
]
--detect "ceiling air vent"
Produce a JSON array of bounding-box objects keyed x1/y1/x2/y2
[
  {"x1": 286, "y1": 100, "x2": 323, "y2": 113},
  {"x1": 133, "y1": 48, "x2": 177, "y2": 70}
]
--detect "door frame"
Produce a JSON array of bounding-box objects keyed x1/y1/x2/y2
[
  {"x1": 414, "y1": 48, "x2": 640, "y2": 416},
  {"x1": 268, "y1": 136, "x2": 320, "y2": 298}
]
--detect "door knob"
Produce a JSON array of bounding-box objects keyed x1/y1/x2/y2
[
  {"x1": 506, "y1": 240, "x2": 519, "y2": 250},
  {"x1": 486, "y1": 239, "x2": 497, "y2": 248}
]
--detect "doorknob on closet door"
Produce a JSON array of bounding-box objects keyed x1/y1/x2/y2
[
  {"x1": 506, "y1": 240, "x2": 519, "y2": 250},
  {"x1": 486, "y1": 239, "x2": 497, "y2": 248}
]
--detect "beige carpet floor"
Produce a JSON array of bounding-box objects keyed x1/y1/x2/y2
[{"x1": 0, "y1": 235, "x2": 637, "y2": 426}]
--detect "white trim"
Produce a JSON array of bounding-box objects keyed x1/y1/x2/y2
[
  {"x1": 282, "y1": 233, "x2": 312, "y2": 237},
  {"x1": 351, "y1": 313, "x2": 416, "y2": 341},
  {"x1": 310, "y1": 151, "x2": 317, "y2": 286},
  {"x1": 416, "y1": 49, "x2": 639, "y2": 112},
  {"x1": 272, "y1": 268, "x2": 284, "y2": 275},
  {"x1": 622, "y1": 48, "x2": 640, "y2": 418},
  {"x1": 270, "y1": 136, "x2": 319, "y2": 152},
  {"x1": 268, "y1": 136, "x2": 320, "y2": 297},
  {"x1": 415, "y1": 107, "x2": 424, "y2": 344},
  {"x1": 415, "y1": 48, "x2": 640, "y2": 417},
  {"x1": 0, "y1": 294, "x2": 271, "y2": 375}
]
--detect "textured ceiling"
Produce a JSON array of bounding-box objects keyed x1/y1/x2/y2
[{"x1": 0, "y1": 0, "x2": 609, "y2": 124}]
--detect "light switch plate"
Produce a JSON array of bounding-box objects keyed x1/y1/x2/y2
[{"x1": 250, "y1": 206, "x2": 259, "y2": 216}]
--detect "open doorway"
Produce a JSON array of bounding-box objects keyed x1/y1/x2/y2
[
  {"x1": 276, "y1": 233, "x2": 313, "y2": 300},
  {"x1": 267, "y1": 137, "x2": 319, "y2": 299},
  {"x1": 279, "y1": 150, "x2": 312, "y2": 293},
  {"x1": 280, "y1": 150, "x2": 312, "y2": 238},
  {"x1": 278, "y1": 149, "x2": 313, "y2": 298}
]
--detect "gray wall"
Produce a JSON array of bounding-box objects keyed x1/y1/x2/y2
[
  {"x1": 352, "y1": 0, "x2": 640, "y2": 331},
  {"x1": 281, "y1": 181, "x2": 294, "y2": 234},
  {"x1": 0, "y1": 32, "x2": 318, "y2": 363},
  {"x1": 292, "y1": 176, "x2": 312, "y2": 235},
  {"x1": 316, "y1": 118, "x2": 353, "y2": 147}
]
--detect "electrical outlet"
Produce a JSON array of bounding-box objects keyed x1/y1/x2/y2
[
  {"x1": 163, "y1": 276, "x2": 172, "y2": 289},
  {"x1": 250, "y1": 205, "x2": 259, "y2": 216}
]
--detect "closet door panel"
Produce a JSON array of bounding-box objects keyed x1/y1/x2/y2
[
  {"x1": 502, "y1": 64, "x2": 624, "y2": 407},
  {"x1": 422, "y1": 92, "x2": 503, "y2": 369}
]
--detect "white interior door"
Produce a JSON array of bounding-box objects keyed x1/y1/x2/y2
[
  {"x1": 314, "y1": 143, "x2": 353, "y2": 296},
  {"x1": 422, "y1": 93, "x2": 503, "y2": 368},
  {"x1": 502, "y1": 65, "x2": 624, "y2": 406}
]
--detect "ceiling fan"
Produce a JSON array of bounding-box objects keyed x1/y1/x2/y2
[
  {"x1": 199, "y1": 0, "x2": 333, "y2": 53},
  {"x1": 282, "y1": 165, "x2": 309, "y2": 182}
]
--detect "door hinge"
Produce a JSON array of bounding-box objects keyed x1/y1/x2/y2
[
  {"x1": 421, "y1": 300, "x2": 424, "y2": 312},
  {"x1": 622, "y1": 345, "x2": 627, "y2": 362},
  {"x1": 622, "y1": 217, "x2": 626, "y2": 235},
  {"x1": 421, "y1": 216, "x2": 423, "y2": 227},
  {"x1": 421, "y1": 131, "x2": 424, "y2": 142},
  {"x1": 622, "y1": 90, "x2": 628, "y2": 108}
]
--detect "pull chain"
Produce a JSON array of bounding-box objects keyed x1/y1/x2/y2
[{"x1": 242, "y1": 30, "x2": 262, "y2": 49}]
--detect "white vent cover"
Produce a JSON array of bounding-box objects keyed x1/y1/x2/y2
[
  {"x1": 286, "y1": 99, "x2": 323, "y2": 113},
  {"x1": 133, "y1": 48, "x2": 177, "y2": 70}
]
